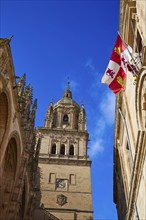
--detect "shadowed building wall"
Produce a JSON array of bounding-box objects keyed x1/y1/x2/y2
[
  {"x1": 114, "y1": 1, "x2": 146, "y2": 219},
  {"x1": 0, "y1": 38, "x2": 40, "y2": 220}
]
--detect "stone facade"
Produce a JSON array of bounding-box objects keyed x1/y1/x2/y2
[
  {"x1": 0, "y1": 38, "x2": 41, "y2": 220},
  {"x1": 36, "y1": 84, "x2": 93, "y2": 220},
  {"x1": 0, "y1": 39, "x2": 93, "y2": 220},
  {"x1": 114, "y1": 1, "x2": 146, "y2": 219}
]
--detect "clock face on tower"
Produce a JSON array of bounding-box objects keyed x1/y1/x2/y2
[{"x1": 56, "y1": 179, "x2": 67, "y2": 189}]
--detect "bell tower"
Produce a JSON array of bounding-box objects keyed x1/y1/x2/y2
[{"x1": 38, "y1": 83, "x2": 93, "y2": 220}]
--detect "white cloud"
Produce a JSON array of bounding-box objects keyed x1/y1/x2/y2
[
  {"x1": 100, "y1": 91, "x2": 115, "y2": 124},
  {"x1": 88, "y1": 139, "x2": 104, "y2": 157},
  {"x1": 85, "y1": 58, "x2": 98, "y2": 76},
  {"x1": 70, "y1": 79, "x2": 78, "y2": 92},
  {"x1": 61, "y1": 79, "x2": 78, "y2": 94},
  {"x1": 85, "y1": 58, "x2": 95, "y2": 71},
  {"x1": 96, "y1": 118, "x2": 106, "y2": 134},
  {"x1": 80, "y1": 57, "x2": 116, "y2": 158},
  {"x1": 88, "y1": 91, "x2": 115, "y2": 158}
]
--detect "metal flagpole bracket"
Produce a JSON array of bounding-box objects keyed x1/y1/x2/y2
[{"x1": 130, "y1": 19, "x2": 142, "y2": 67}]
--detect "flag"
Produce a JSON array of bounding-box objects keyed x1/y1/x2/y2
[{"x1": 101, "y1": 34, "x2": 132, "y2": 94}]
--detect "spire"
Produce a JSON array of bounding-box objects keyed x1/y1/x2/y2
[
  {"x1": 44, "y1": 99, "x2": 53, "y2": 128},
  {"x1": 17, "y1": 73, "x2": 26, "y2": 96},
  {"x1": 78, "y1": 102, "x2": 86, "y2": 131},
  {"x1": 81, "y1": 100, "x2": 84, "y2": 109},
  {"x1": 50, "y1": 98, "x2": 53, "y2": 107},
  {"x1": 63, "y1": 81, "x2": 72, "y2": 98},
  {"x1": 66, "y1": 81, "x2": 70, "y2": 90}
]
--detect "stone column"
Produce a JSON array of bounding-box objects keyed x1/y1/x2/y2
[{"x1": 57, "y1": 109, "x2": 62, "y2": 128}]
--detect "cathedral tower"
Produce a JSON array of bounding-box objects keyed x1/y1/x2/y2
[{"x1": 37, "y1": 83, "x2": 93, "y2": 220}]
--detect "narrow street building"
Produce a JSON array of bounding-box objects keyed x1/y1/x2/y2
[{"x1": 114, "y1": 1, "x2": 146, "y2": 219}]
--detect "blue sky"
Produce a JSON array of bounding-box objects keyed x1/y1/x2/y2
[{"x1": 1, "y1": 0, "x2": 120, "y2": 219}]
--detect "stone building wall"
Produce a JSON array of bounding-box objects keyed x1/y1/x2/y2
[
  {"x1": 0, "y1": 38, "x2": 40, "y2": 220},
  {"x1": 114, "y1": 1, "x2": 146, "y2": 219},
  {"x1": 0, "y1": 38, "x2": 91, "y2": 220},
  {"x1": 37, "y1": 86, "x2": 93, "y2": 220}
]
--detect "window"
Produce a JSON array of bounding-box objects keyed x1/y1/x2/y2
[
  {"x1": 60, "y1": 144, "x2": 65, "y2": 155},
  {"x1": 137, "y1": 30, "x2": 142, "y2": 54},
  {"x1": 69, "y1": 174, "x2": 76, "y2": 185},
  {"x1": 69, "y1": 145, "x2": 74, "y2": 156},
  {"x1": 51, "y1": 144, "x2": 56, "y2": 154},
  {"x1": 49, "y1": 173, "x2": 55, "y2": 183},
  {"x1": 63, "y1": 114, "x2": 68, "y2": 124},
  {"x1": 129, "y1": 19, "x2": 135, "y2": 48},
  {"x1": 126, "y1": 142, "x2": 129, "y2": 150}
]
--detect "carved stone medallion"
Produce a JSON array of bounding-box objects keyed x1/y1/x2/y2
[{"x1": 57, "y1": 194, "x2": 67, "y2": 206}]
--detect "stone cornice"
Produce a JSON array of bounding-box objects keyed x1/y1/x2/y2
[
  {"x1": 42, "y1": 190, "x2": 92, "y2": 194},
  {"x1": 38, "y1": 127, "x2": 89, "y2": 138},
  {"x1": 39, "y1": 157, "x2": 92, "y2": 167},
  {"x1": 46, "y1": 207, "x2": 93, "y2": 213},
  {"x1": 127, "y1": 0, "x2": 136, "y2": 8}
]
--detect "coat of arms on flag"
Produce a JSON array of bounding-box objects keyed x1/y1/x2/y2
[{"x1": 101, "y1": 34, "x2": 133, "y2": 94}]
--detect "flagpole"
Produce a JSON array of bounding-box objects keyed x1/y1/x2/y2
[
  {"x1": 118, "y1": 31, "x2": 140, "y2": 72},
  {"x1": 118, "y1": 107, "x2": 139, "y2": 220},
  {"x1": 130, "y1": 19, "x2": 142, "y2": 67},
  {"x1": 118, "y1": 108, "x2": 133, "y2": 163}
]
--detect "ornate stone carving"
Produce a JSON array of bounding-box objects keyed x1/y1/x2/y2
[
  {"x1": 0, "y1": 40, "x2": 9, "y2": 82},
  {"x1": 61, "y1": 136, "x2": 67, "y2": 143},
  {"x1": 52, "y1": 138, "x2": 60, "y2": 143},
  {"x1": 136, "y1": 68, "x2": 146, "y2": 130},
  {"x1": 57, "y1": 194, "x2": 67, "y2": 206}
]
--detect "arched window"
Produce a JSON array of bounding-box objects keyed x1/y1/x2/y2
[
  {"x1": 63, "y1": 114, "x2": 68, "y2": 124},
  {"x1": 69, "y1": 145, "x2": 74, "y2": 156},
  {"x1": 4, "y1": 138, "x2": 17, "y2": 177},
  {"x1": 3, "y1": 138, "x2": 17, "y2": 212},
  {"x1": 0, "y1": 93, "x2": 8, "y2": 146},
  {"x1": 60, "y1": 144, "x2": 65, "y2": 155},
  {"x1": 51, "y1": 144, "x2": 56, "y2": 154}
]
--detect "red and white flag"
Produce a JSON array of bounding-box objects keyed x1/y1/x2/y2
[{"x1": 101, "y1": 34, "x2": 132, "y2": 94}]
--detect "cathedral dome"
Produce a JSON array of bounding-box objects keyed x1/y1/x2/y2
[
  {"x1": 53, "y1": 82, "x2": 80, "y2": 109},
  {"x1": 44, "y1": 82, "x2": 86, "y2": 130},
  {"x1": 54, "y1": 96, "x2": 80, "y2": 109}
]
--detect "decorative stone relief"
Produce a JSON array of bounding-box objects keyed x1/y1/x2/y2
[
  {"x1": 62, "y1": 108, "x2": 70, "y2": 114},
  {"x1": 61, "y1": 137, "x2": 67, "y2": 143},
  {"x1": 52, "y1": 138, "x2": 60, "y2": 143},
  {"x1": 0, "y1": 46, "x2": 9, "y2": 81},
  {"x1": 142, "y1": 88, "x2": 146, "y2": 128},
  {"x1": 57, "y1": 194, "x2": 67, "y2": 206},
  {"x1": 136, "y1": 68, "x2": 146, "y2": 130}
]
